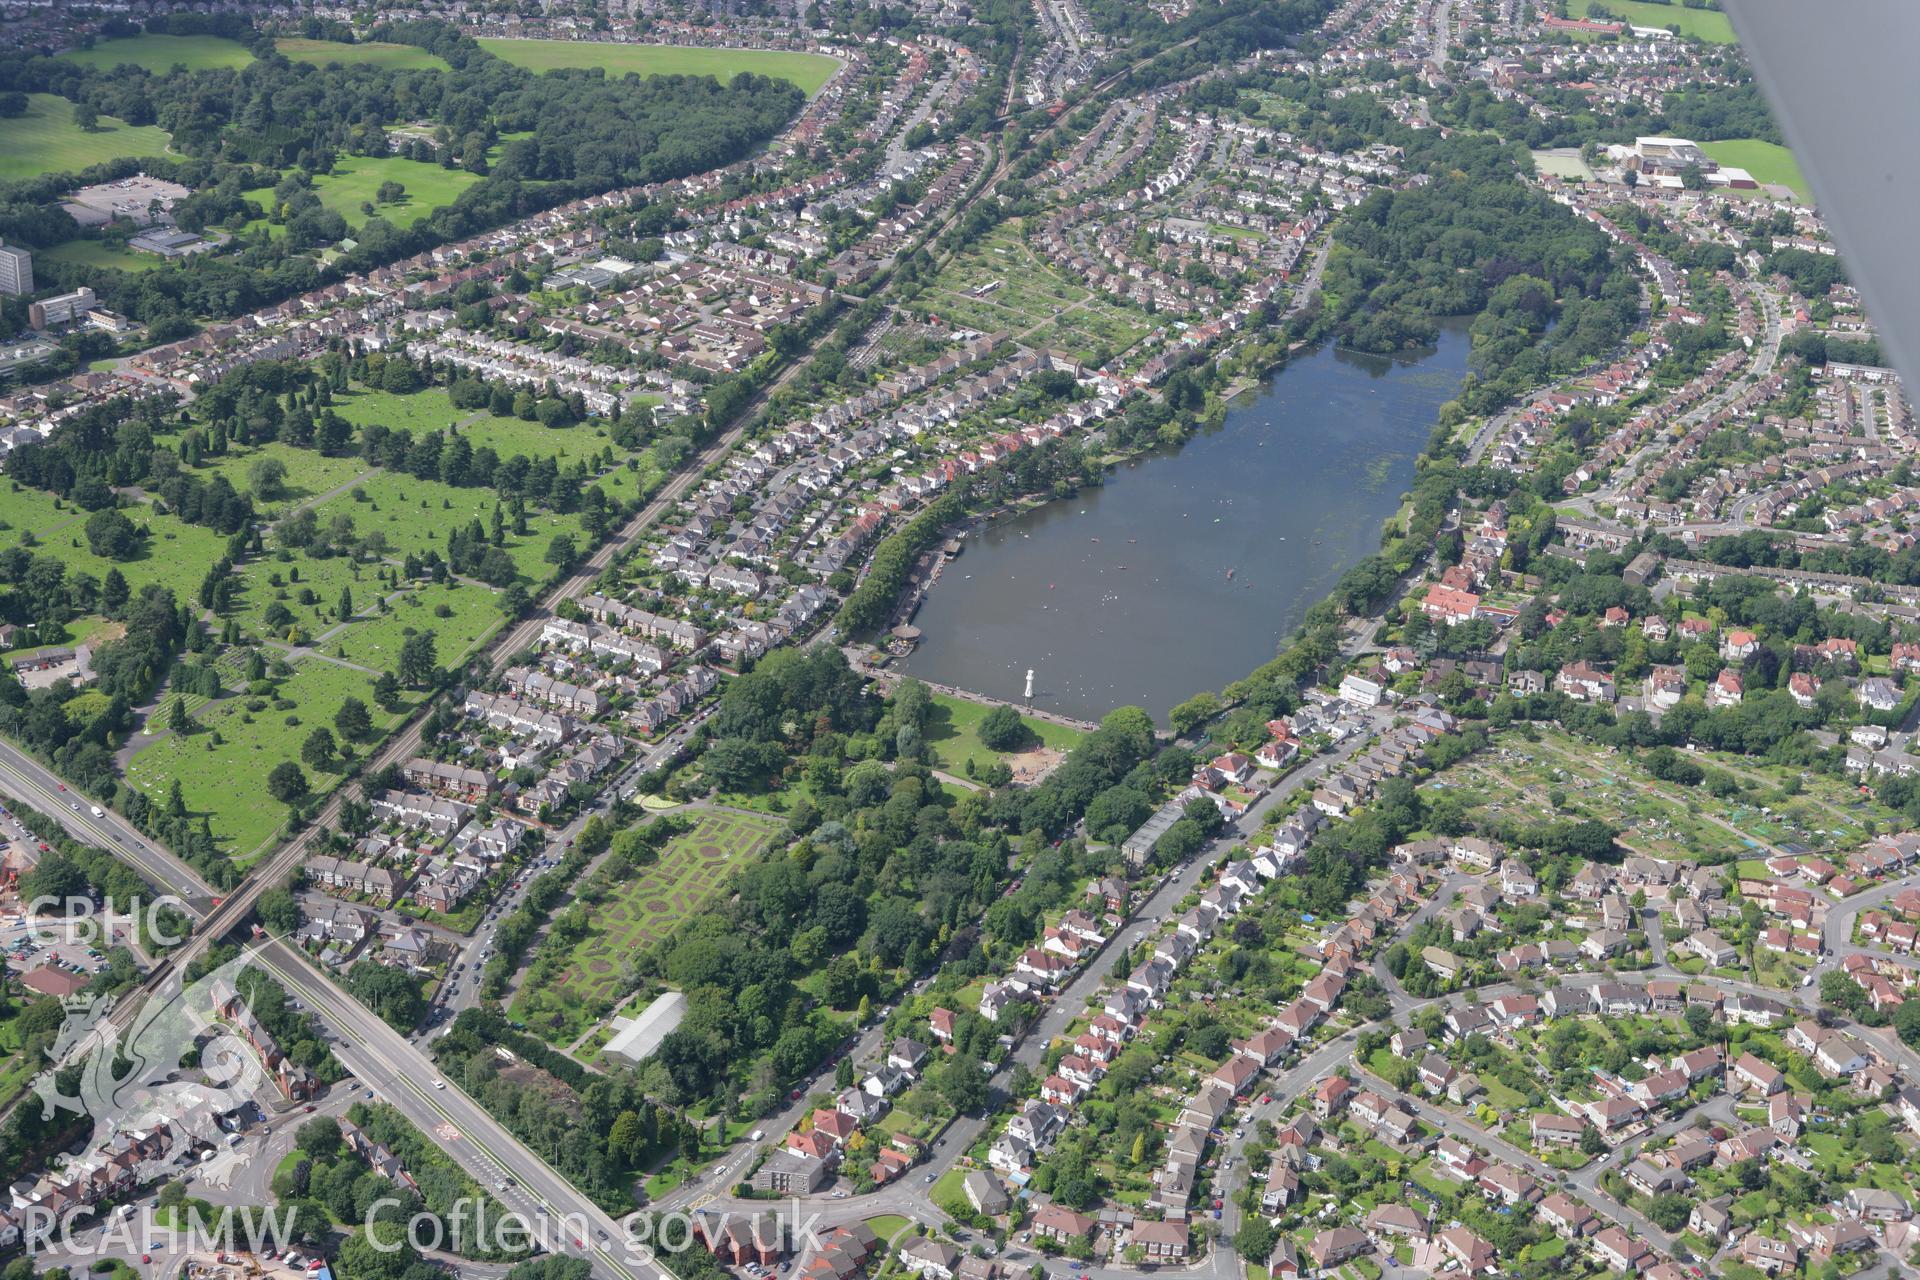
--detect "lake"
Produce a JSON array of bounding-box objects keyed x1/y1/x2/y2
[{"x1": 898, "y1": 324, "x2": 1473, "y2": 722}]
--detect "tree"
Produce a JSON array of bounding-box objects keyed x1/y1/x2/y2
[
  {"x1": 257, "y1": 887, "x2": 302, "y2": 936},
  {"x1": 267, "y1": 761, "x2": 309, "y2": 805},
  {"x1": 168, "y1": 697, "x2": 191, "y2": 735},
  {"x1": 373, "y1": 671, "x2": 401, "y2": 709},
  {"x1": 1234, "y1": 1218, "x2": 1276, "y2": 1264},
  {"x1": 84, "y1": 508, "x2": 140, "y2": 560},
  {"x1": 301, "y1": 727, "x2": 338, "y2": 771},
  {"x1": 295, "y1": 1116, "x2": 344, "y2": 1159},
  {"x1": 73, "y1": 102, "x2": 99, "y2": 131},
  {"x1": 936, "y1": 1051, "x2": 990, "y2": 1114},
  {"x1": 545, "y1": 533, "x2": 578, "y2": 569},
  {"x1": 1820, "y1": 969, "x2": 1869, "y2": 1017},
  {"x1": 102, "y1": 566, "x2": 130, "y2": 615},
  {"x1": 1169, "y1": 691, "x2": 1221, "y2": 737},
  {"x1": 977, "y1": 704, "x2": 1029, "y2": 752},
  {"x1": 345, "y1": 963, "x2": 425, "y2": 1031},
  {"x1": 249, "y1": 457, "x2": 289, "y2": 501},
  {"x1": 1894, "y1": 999, "x2": 1920, "y2": 1050},
  {"x1": 1647, "y1": 1193, "x2": 1692, "y2": 1232},
  {"x1": 397, "y1": 630, "x2": 437, "y2": 687}
]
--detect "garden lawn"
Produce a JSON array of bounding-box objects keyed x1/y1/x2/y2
[
  {"x1": 56, "y1": 34, "x2": 256, "y2": 72},
  {"x1": 1573, "y1": 0, "x2": 1735, "y2": 41},
  {"x1": 476, "y1": 38, "x2": 839, "y2": 94},
  {"x1": 0, "y1": 484, "x2": 231, "y2": 598},
  {"x1": 40, "y1": 239, "x2": 166, "y2": 273},
  {"x1": 1701, "y1": 139, "x2": 1810, "y2": 200},
  {"x1": 922, "y1": 691, "x2": 1085, "y2": 772},
  {"x1": 241, "y1": 156, "x2": 483, "y2": 236},
  {"x1": 0, "y1": 94, "x2": 172, "y2": 181},
  {"x1": 127, "y1": 655, "x2": 408, "y2": 863},
  {"x1": 511, "y1": 810, "x2": 783, "y2": 1042},
  {"x1": 274, "y1": 38, "x2": 452, "y2": 71}
]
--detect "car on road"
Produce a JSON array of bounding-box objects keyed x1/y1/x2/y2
[
  {"x1": 433, "y1": 1080, "x2": 447, "y2": 1090},
  {"x1": 923, "y1": 1173, "x2": 935, "y2": 1183}
]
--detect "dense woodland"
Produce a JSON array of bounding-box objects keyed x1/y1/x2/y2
[{"x1": 1323, "y1": 131, "x2": 1640, "y2": 415}]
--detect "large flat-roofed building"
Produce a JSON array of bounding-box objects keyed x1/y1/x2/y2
[
  {"x1": 1634, "y1": 136, "x2": 1711, "y2": 168},
  {"x1": 30, "y1": 287, "x2": 96, "y2": 332}
]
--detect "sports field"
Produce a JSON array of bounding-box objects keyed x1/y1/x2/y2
[
  {"x1": 40, "y1": 239, "x2": 166, "y2": 273},
  {"x1": 56, "y1": 33, "x2": 257, "y2": 73},
  {"x1": 477, "y1": 38, "x2": 839, "y2": 94},
  {"x1": 241, "y1": 156, "x2": 483, "y2": 237},
  {"x1": 512, "y1": 810, "x2": 783, "y2": 1041},
  {"x1": 0, "y1": 94, "x2": 172, "y2": 181},
  {"x1": 274, "y1": 38, "x2": 451, "y2": 71},
  {"x1": 1702, "y1": 139, "x2": 1809, "y2": 201},
  {"x1": 1572, "y1": 0, "x2": 1735, "y2": 42}
]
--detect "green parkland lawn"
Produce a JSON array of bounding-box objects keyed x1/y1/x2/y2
[
  {"x1": 0, "y1": 484, "x2": 232, "y2": 598},
  {"x1": 301, "y1": 468, "x2": 595, "y2": 586},
  {"x1": 234, "y1": 549, "x2": 390, "y2": 645},
  {"x1": 274, "y1": 38, "x2": 451, "y2": 72},
  {"x1": 331, "y1": 388, "x2": 647, "y2": 468},
  {"x1": 241, "y1": 156, "x2": 483, "y2": 237},
  {"x1": 330, "y1": 387, "x2": 473, "y2": 435},
  {"x1": 476, "y1": 38, "x2": 840, "y2": 95},
  {"x1": 451, "y1": 408, "x2": 649, "y2": 466},
  {"x1": 923, "y1": 691, "x2": 1086, "y2": 772},
  {"x1": 1702, "y1": 139, "x2": 1810, "y2": 201},
  {"x1": 195, "y1": 441, "x2": 374, "y2": 518},
  {"x1": 1573, "y1": 0, "x2": 1735, "y2": 41},
  {"x1": 326, "y1": 580, "x2": 502, "y2": 672},
  {"x1": 0, "y1": 94, "x2": 173, "y2": 181},
  {"x1": 127, "y1": 655, "x2": 411, "y2": 864},
  {"x1": 512, "y1": 810, "x2": 784, "y2": 1042},
  {"x1": 56, "y1": 33, "x2": 257, "y2": 72}
]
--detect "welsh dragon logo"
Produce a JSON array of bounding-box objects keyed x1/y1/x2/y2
[{"x1": 31, "y1": 947, "x2": 273, "y2": 1193}]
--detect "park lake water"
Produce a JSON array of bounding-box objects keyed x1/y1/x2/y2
[{"x1": 898, "y1": 323, "x2": 1473, "y2": 723}]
